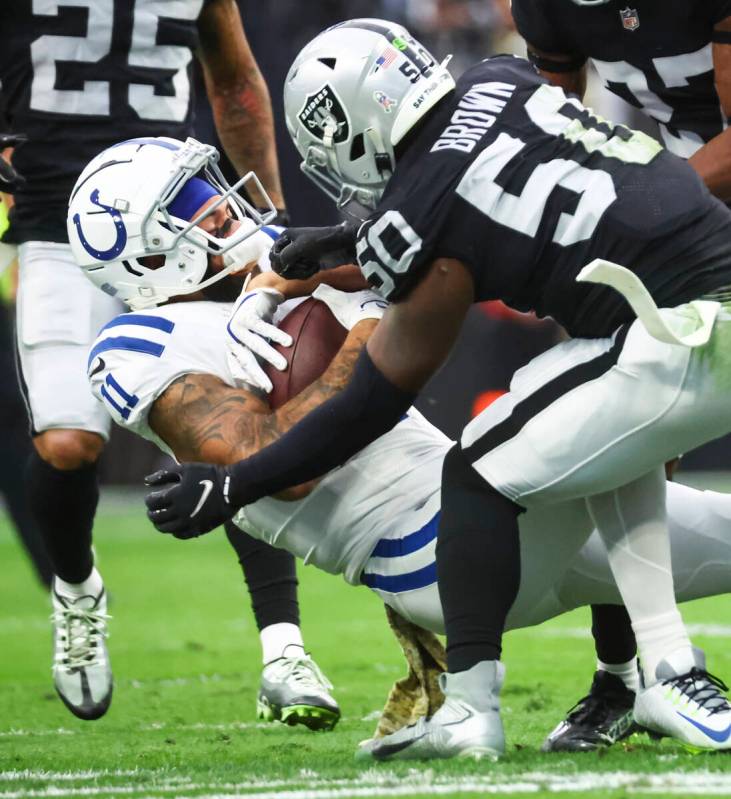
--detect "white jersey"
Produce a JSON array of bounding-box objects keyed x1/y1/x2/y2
[{"x1": 88, "y1": 287, "x2": 452, "y2": 585}]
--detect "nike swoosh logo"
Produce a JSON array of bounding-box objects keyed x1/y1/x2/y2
[
  {"x1": 677, "y1": 712, "x2": 731, "y2": 743},
  {"x1": 89, "y1": 357, "x2": 106, "y2": 377},
  {"x1": 191, "y1": 479, "x2": 214, "y2": 518},
  {"x1": 371, "y1": 731, "x2": 427, "y2": 760}
]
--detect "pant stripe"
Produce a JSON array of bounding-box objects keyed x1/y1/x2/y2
[{"x1": 463, "y1": 323, "x2": 631, "y2": 464}]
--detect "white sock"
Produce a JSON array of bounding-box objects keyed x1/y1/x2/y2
[
  {"x1": 55, "y1": 567, "x2": 103, "y2": 600},
  {"x1": 260, "y1": 623, "x2": 304, "y2": 664},
  {"x1": 587, "y1": 468, "x2": 692, "y2": 687},
  {"x1": 633, "y1": 610, "x2": 693, "y2": 685},
  {"x1": 597, "y1": 658, "x2": 640, "y2": 693}
]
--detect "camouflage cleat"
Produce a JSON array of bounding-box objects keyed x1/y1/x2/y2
[{"x1": 257, "y1": 652, "x2": 340, "y2": 731}]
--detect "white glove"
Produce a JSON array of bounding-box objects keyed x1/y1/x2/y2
[
  {"x1": 226, "y1": 287, "x2": 292, "y2": 393},
  {"x1": 311, "y1": 284, "x2": 388, "y2": 330}
]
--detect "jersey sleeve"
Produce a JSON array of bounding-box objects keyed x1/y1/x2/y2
[
  {"x1": 356, "y1": 208, "x2": 437, "y2": 301},
  {"x1": 86, "y1": 312, "x2": 184, "y2": 447},
  {"x1": 711, "y1": 0, "x2": 731, "y2": 24}
]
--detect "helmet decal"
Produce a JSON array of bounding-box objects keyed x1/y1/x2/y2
[
  {"x1": 374, "y1": 90, "x2": 398, "y2": 113},
  {"x1": 72, "y1": 189, "x2": 127, "y2": 262},
  {"x1": 297, "y1": 84, "x2": 350, "y2": 144}
]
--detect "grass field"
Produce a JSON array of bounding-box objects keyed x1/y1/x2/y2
[{"x1": 3, "y1": 492, "x2": 731, "y2": 799}]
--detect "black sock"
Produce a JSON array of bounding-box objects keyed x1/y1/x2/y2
[
  {"x1": 591, "y1": 604, "x2": 637, "y2": 665},
  {"x1": 26, "y1": 450, "x2": 98, "y2": 584},
  {"x1": 224, "y1": 521, "x2": 300, "y2": 630},
  {"x1": 437, "y1": 444, "x2": 522, "y2": 673}
]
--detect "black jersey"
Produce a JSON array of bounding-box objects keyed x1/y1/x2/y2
[
  {"x1": 512, "y1": 0, "x2": 731, "y2": 158},
  {"x1": 356, "y1": 57, "x2": 731, "y2": 338},
  {"x1": 0, "y1": 0, "x2": 212, "y2": 244}
]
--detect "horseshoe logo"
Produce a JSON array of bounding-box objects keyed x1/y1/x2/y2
[{"x1": 72, "y1": 189, "x2": 127, "y2": 261}]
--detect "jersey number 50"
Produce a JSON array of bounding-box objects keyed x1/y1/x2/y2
[{"x1": 30, "y1": 0, "x2": 201, "y2": 121}]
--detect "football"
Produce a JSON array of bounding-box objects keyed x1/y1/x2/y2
[{"x1": 264, "y1": 297, "x2": 348, "y2": 410}]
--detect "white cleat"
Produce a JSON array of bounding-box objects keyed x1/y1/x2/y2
[
  {"x1": 357, "y1": 660, "x2": 505, "y2": 761},
  {"x1": 257, "y1": 651, "x2": 340, "y2": 731},
  {"x1": 51, "y1": 580, "x2": 113, "y2": 720},
  {"x1": 634, "y1": 648, "x2": 731, "y2": 751}
]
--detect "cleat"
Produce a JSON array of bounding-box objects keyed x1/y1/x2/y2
[
  {"x1": 634, "y1": 647, "x2": 731, "y2": 751},
  {"x1": 542, "y1": 670, "x2": 638, "y2": 752},
  {"x1": 257, "y1": 652, "x2": 340, "y2": 731},
  {"x1": 51, "y1": 579, "x2": 112, "y2": 720},
  {"x1": 357, "y1": 660, "x2": 505, "y2": 762}
]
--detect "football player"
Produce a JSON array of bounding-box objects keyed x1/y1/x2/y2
[
  {"x1": 67, "y1": 135, "x2": 374, "y2": 728},
  {"x1": 0, "y1": 0, "x2": 303, "y2": 723},
  {"x1": 510, "y1": 0, "x2": 731, "y2": 749},
  {"x1": 145, "y1": 20, "x2": 731, "y2": 757},
  {"x1": 69, "y1": 136, "x2": 731, "y2": 756}
]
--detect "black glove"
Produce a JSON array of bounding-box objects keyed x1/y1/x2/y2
[
  {"x1": 144, "y1": 463, "x2": 237, "y2": 538},
  {"x1": 0, "y1": 133, "x2": 27, "y2": 193},
  {"x1": 270, "y1": 221, "x2": 358, "y2": 280}
]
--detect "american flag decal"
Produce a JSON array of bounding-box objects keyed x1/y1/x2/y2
[{"x1": 375, "y1": 48, "x2": 398, "y2": 71}]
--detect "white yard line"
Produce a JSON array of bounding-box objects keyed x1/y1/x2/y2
[
  {"x1": 4, "y1": 771, "x2": 731, "y2": 798},
  {"x1": 534, "y1": 624, "x2": 731, "y2": 639}
]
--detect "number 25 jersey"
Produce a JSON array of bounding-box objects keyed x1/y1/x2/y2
[
  {"x1": 357, "y1": 56, "x2": 731, "y2": 338},
  {"x1": 0, "y1": 0, "x2": 212, "y2": 244}
]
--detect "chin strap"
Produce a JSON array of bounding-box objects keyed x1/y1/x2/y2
[{"x1": 222, "y1": 229, "x2": 271, "y2": 270}]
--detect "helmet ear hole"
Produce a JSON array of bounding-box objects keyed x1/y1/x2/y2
[
  {"x1": 318, "y1": 57, "x2": 337, "y2": 70},
  {"x1": 350, "y1": 134, "x2": 366, "y2": 161},
  {"x1": 138, "y1": 254, "x2": 166, "y2": 270}
]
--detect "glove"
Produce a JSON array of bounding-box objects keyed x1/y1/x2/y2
[
  {"x1": 226, "y1": 287, "x2": 292, "y2": 392},
  {"x1": 0, "y1": 133, "x2": 27, "y2": 193},
  {"x1": 312, "y1": 284, "x2": 388, "y2": 330},
  {"x1": 145, "y1": 464, "x2": 236, "y2": 538},
  {"x1": 270, "y1": 221, "x2": 358, "y2": 280}
]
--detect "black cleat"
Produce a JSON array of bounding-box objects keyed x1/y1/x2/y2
[{"x1": 542, "y1": 670, "x2": 638, "y2": 752}]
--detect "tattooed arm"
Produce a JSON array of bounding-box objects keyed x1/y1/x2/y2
[
  {"x1": 197, "y1": 0, "x2": 284, "y2": 209},
  {"x1": 148, "y1": 319, "x2": 376, "y2": 498}
]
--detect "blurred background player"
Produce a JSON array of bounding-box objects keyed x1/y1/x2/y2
[
  {"x1": 509, "y1": 0, "x2": 731, "y2": 751},
  {"x1": 0, "y1": 0, "x2": 329, "y2": 725},
  {"x1": 0, "y1": 132, "x2": 52, "y2": 588}
]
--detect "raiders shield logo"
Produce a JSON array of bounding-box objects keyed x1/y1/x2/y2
[
  {"x1": 298, "y1": 84, "x2": 350, "y2": 144},
  {"x1": 619, "y1": 7, "x2": 640, "y2": 31}
]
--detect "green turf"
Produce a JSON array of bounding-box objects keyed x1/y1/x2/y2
[{"x1": 2, "y1": 505, "x2": 731, "y2": 798}]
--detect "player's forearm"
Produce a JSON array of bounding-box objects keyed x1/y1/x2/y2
[
  {"x1": 224, "y1": 348, "x2": 416, "y2": 508},
  {"x1": 688, "y1": 128, "x2": 731, "y2": 202},
  {"x1": 197, "y1": 0, "x2": 285, "y2": 209},
  {"x1": 229, "y1": 320, "x2": 377, "y2": 462},
  {"x1": 207, "y1": 80, "x2": 285, "y2": 210}
]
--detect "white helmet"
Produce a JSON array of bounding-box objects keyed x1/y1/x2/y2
[
  {"x1": 284, "y1": 19, "x2": 455, "y2": 215},
  {"x1": 67, "y1": 136, "x2": 275, "y2": 309}
]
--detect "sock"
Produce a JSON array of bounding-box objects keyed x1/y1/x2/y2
[
  {"x1": 224, "y1": 521, "x2": 300, "y2": 630},
  {"x1": 55, "y1": 566, "x2": 103, "y2": 600},
  {"x1": 27, "y1": 450, "x2": 98, "y2": 584},
  {"x1": 587, "y1": 467, "x2": 692, "y2": 686},
  {"x1": 598, "y1": 658, "x2": 640, "y2": 692},
  {"x1": 260, "y1": 623, "x2": 305, "y2": 664},
  {"x1": 591, "y1": 604, "x2": 637, "y2": 665},
  {"x1": 633, "y1": 610, "x2": 693, "y2": 684},
  {"x1": 436, "y1": 444, "x2": 521, "y2": 673}
]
